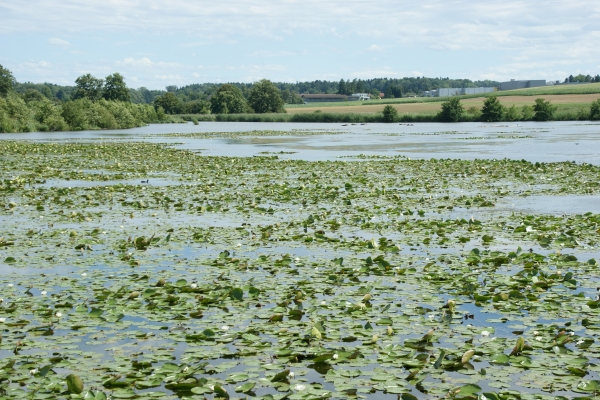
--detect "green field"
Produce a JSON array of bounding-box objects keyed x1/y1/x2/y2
[{"x1": 284, "y1": 83, "x2": 600, "y2": 110}]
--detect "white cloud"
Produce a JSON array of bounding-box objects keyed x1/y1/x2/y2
[
  {"x1": 1, "y1": 0, "x2": 594, "y2": 52},
  {"x1": 116, "y1": 57, "x2": 181, "y2": 69},
  {"x1": 47, "y1": 38, "x2": 70, "y2": 47},
  {"x1": 3, "y1": 1, "x2": 600, "y2": 86},
  {"x1": 367, "y1": 44, "x2": 383, "y2": 52}
]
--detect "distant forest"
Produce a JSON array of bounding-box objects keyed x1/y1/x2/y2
[{"x1": 15, "y1": 76, "x2": 502, "y2": 106}]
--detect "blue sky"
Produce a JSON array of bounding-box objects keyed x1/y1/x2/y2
[{"x1": 1, "y1": 0, "x2": 599, "y2": 89}]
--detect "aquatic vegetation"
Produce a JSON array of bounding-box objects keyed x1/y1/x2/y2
[{"x1": 1, "y1": 140, "x2": 600, "y2": 399}]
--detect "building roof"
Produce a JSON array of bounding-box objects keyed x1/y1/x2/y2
[{"x1": 300, "y1": 94, "x2": 347, "y2": 99}]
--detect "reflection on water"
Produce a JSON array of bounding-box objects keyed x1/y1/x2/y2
[
  {"x1": 501, "y1": 195, "x2": 600, "y2": 215},
  {"x1": 2, "y1": 121, "x2": 600, "y2": 163}
]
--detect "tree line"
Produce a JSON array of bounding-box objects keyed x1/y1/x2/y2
[
  {"x1": 0, "y1": 65, "x2": 160, "y2": 133},
  {"x1": 0, "y1": 64, "x2": 288, "y2": 132},
  {"x1": 381, "y1": 96, "x2": 600, "y2": 123},
  {"x1": 4, "y1": 64, "x2": 502, "y2": 111},
  {"x1": 564, "y1": 74, "x2": 600, "y2": 83}
]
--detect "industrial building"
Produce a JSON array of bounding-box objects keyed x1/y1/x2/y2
[
  {"x1": 300, "y1": 93, "x2": 371, "y2": 103},
  {"x1": 423, "y1": 87, "x2": 495, "y2": 97},
  {"x1": 499, "y1": 79, "x2": 546, "y2": 91}
]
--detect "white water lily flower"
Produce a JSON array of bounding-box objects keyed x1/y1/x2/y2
[
  {"x1": 481, "y1": 330, "x2": 490, "y2": 337},
  {"x1": 294, "y1": 384, "x2": 306, "y2": 391},
  {"x1": 570, "y1": 331, "x2": 574, "y2": 336},
  {"x1": 81, "y1": 273, "x2": 87, "y2": 277},
  {"x1": 294, "y1": 257, "x2": 300, "y2": 262},
  {"x1": 535, "y1": 336, "x2": 543, "y2": 341},
  {"x1": 577, "y1": 339, "x2": 584, "y2": 345},
  {"x1": 208, "y1": 384, "x2": 215, "y2": 390},
  {"x1": 8, "y1": 284, "x2": 13, "y2": 287},
  {"x1": 332, "y1": 354, "x2": 338, "y2": 360},
  {"x1": 30, "y1": 369, "x2": 37, "y2": 375},
  {"x1": 288, "y1": 371, "x2": 295, "y2": 378},
  {"x1": 41, "y1": 291, "x2": 47, "y2": 296},
  {"x1": 55, "y1": 312, "x2": 62, "y2": 317},
  {"x1": 0, "y1": 318, "x2": 6, "y2": 322},
  {"x1": 237, "y1": 243, "x2": 242, "y2": 247},
  {"x1": 220, "y1": 325, "x2": 229, "y2": 331},
  {"x1": 321, "y1": 301, "x2": 327, "y2": 305},
  {"x1": 428, "y1": 314, "x2": 435, "y2": 320},
  {"x1": 533, "y1": 331, "x2": 539, "y2": 335},
  {"x1": 190, "y1": 283, "x2": 197, "y2": 289}
]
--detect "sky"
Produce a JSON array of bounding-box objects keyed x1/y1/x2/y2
[{"x1": 1, "y1": 0, "x2": 599, "y2": 90}]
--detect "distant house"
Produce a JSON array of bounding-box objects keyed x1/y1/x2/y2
[
  {"x1": 499, "y1": 79, "x2": 546, "y2": 91},
  {"x1": 347, "y1": 93, "x2": 371, "y2": 101},
  {"x1": 379, "y1": 92, "x2": 385, "y2": 98},
  {"x1": 300, "y1": 93, "x2": 371, "y2": 103}
]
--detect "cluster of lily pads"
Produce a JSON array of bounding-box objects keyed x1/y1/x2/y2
[{"x1": 1, "y1": 137, "x2": 600, "y2": 399}]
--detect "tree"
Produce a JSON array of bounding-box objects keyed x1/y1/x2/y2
[
  {"x1": 73, "y1": 74, "x2": 104, "y2": 101},
  {"x1": 382, "y1": 105, "x2": 398, "y2": 122},
  {"x1": 248, "y1": 79, "x2": 285, "y2": 113},
  {"x1": 437, "y1": 97, "x2": 464, "y2": 122},
  {"x1": 590, "y1": 99, "x2": 600, "y2": 120},
  {"x1": 521, "y1": 105, "x2": 534, "y2": 120},
  {"x1": 23, "y1": 89, "x2": 46, "y2": 103},
  {"x1": 210, "y1": 84, "x2": 249, "y2": 114},
  {"x1": 505, "y1": 105, "x2": 519, "y2": 121},
  {"x1": 103, "y1": 73, "x2": 130, "y2": 102},
  {"x1": 337, "y1": 79, "x2": 347, "y2": 95},
  {"x1": 480, "y1": 96, "x2": 505, "y2": 122},
  {"x1": 532, "y1": 98, "x2": 556, "y2": 121},
  {"x1": 153, "y1": 92, "x2": 182, "y2": 114},
  {"x1": 0, "y1": 63, "x2": 16, "y2": 97},
  {"x1": 384, "y1": 86, "x2": 395, "y2": 99}
]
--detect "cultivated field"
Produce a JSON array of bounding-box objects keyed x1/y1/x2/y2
[
  {"x1": 286, "y1": 94, "x2": 600, "y2": 115},
  {"x1": 285, "y1": 83, "x2": 600, "y2": 113}
]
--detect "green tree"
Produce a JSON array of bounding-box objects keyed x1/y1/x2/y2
[
  {"x1": 505, "y1": 105, "x2": 519, "y2": 121},
  {"x1": 382, "y1": 105, "x2": 398, "y2": 122},
  {"x1": 182, "y1": 100, "x2": 210, "y2": 114},
  {"x1": 248, "y1": 79, "x2": 285, "y2": 113},
  {"x1": 466, "y1": 106, "x2": 481, "y2": 119},
  {"x1": 532, "y1": 98, "x2": 556, "y2": 121},
  {"x1": 590, "y1": 99, "x2": 600, "y2": 120},
  {"x1": 384, "y1": 86, "x2": 395, "y2": 99},
  {"x1": 480, "y1": 96, "x2": 505, "y2": 122},
  {"x1": 521, "y1": 105, "x2": 534, "y2": 120},
  {"x1": 0, "y1": 64, "x2": 16, "y2": 97},
  {"x1": 210, "y1": 84, "x2": 249, "y2": 114},
  {"x1": 23, "y1": 89, "x2": 46, "y2": 103},
  {"x1": 337, "y1": 79, "x2": 348, "y2": 95},
  {"x1": 437, "y1": 97, "x2": 464, "y2": 122},
  {"x1": 153, "y1": 92, "x2": 182, "y2": 114},
  {"x1": 103, "y1": 73, "x2": 130, "y2": 102},
  {"x1": 73, "y1": 74, "x2": 104, "y2": 101}
]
